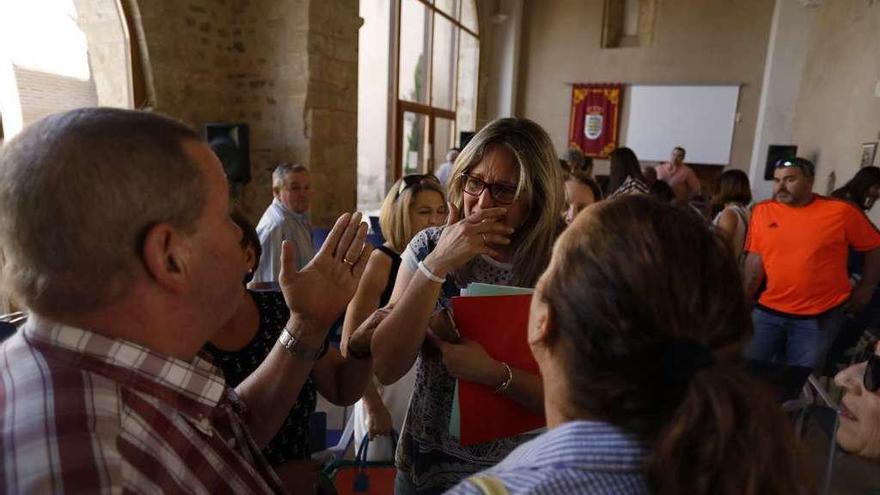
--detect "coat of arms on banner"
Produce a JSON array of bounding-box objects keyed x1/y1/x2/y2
[
  {"x1": 569, "y1": 84, "x2": 623, "y2": 158},
  {"x1": 584, "y1": 106, "x2": 604, "y2": 140}
]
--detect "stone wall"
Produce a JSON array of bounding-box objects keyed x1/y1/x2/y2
[{"x1": 133, "y1": 0, "x2": 359, "y2": 226}]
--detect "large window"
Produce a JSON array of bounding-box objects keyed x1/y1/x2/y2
[{"x1": 357, "y1": 0, "x2": 479, "y2": 211}]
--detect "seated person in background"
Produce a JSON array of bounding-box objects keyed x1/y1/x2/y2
[
  {"x1": 607, "y1": 147, "x2": 649, "y2": 199},
  {"x1": 710, "y1": 169, "x2": 752, "y2": 265},
  {"x1": 563, "y1": 169, "x2": 602, "y2": 225},
  {"x1": 656, "y1": 146, "x2": 701, "y2": 201},
  {"x1": 342, "y1": 174, "x2": 448, "y2": 460},
  {"x1": 449, "y1": 195, "x2": 809, "y2": 495},
  {"x1": 564, "y1": 148, "x2": 593, "y2": 177},
  {"x1": 648, "y1": 178, "x2": 675, "y2": 203},
  {"x1": 641, "y1": 165, "x2": 658, "y2": 188},
  {"x1": 0, "y1": 107, "x2": 371, "y2": 493},
  {"x1": 206, "y1": 212, "x2": 375, "y2": 492},
  {"x1": 835, "y1": 340, "x2": 880, "y2": 462}
]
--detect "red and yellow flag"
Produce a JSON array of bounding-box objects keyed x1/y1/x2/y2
[{"x1": 569, "y1": 83, "x2": 623, "y2": 158}]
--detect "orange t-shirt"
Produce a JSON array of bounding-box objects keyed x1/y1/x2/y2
[{"x1": 746, "y1": 195, "x2": 880, "y2": 315}]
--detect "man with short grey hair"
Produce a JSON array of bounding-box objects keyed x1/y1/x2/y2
[
  {"x1": 253, "y1": 163, "x2": 316, "y2": 284},
  {"x1": 0, "y1": 107, "x2": 372, "y2": 493}
]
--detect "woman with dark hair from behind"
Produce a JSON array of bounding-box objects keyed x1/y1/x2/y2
[
  {"x1": 449, "y1": 195, "x2": 809, "y2": 495},
  {"x1": 206, "y1": 212, "x2": 375, "y2": 494},
  {"x1": 607, "y1": 147, "x2": 648, "y2": 199},
  {"x1": 832, "y1": 166, "x2": 880, "y2": 211},
  {"x1": 710, "y1": 169, "x2": 752, "y2": 264}
]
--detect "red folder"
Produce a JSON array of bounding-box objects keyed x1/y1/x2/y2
[{"x1": 451, "y1": 294, "x2": 546, "y2": 445}]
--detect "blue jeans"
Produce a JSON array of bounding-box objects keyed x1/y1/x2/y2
[{"x1": 745, "y1": 306, "x2": 846, "y2": 370}]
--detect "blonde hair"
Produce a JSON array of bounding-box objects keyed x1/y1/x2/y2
[
  {"x1": 379, "y1": 176, "x2": 445, "y2": 253},
  {"x1": 447, "y1": 118, "x2": 564, "y2": 287}
]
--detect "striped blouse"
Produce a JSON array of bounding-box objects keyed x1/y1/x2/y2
[
  {"x1": 0, "y1": 318, "x2": 284, "y2": 494},
  {"x1": 446, "y1": 420, "x2": 650, "y2": 495}
]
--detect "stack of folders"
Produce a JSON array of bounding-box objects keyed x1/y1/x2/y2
[{"x1": 448, "y1": 283, "x2": 546, "y2": 446}]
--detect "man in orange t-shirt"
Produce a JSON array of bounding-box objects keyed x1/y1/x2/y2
[{"x1": 743, "y1": 158, "x2": 880, "y2": 369}]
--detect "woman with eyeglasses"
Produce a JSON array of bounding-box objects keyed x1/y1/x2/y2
[
  {"x1": 341, "y1": 174, "x2": 447, "y2": 460},
  {"x1": 365, "y1": 118, "x2": 564, "y2": 494},
  {"x1": 836, "y1": 342, "x2": 880, "y2": 460},
  {"x1": 448, "y1": 196, "x2": 808, "y2": 495}
]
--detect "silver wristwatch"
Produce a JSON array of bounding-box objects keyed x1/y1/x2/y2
[{"x1": 279, "y1": 327, "x2": 322, "y2": 361}]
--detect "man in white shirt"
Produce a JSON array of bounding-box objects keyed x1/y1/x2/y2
[
  {"x1": 434, "y1": 148, "x2": 460, "y2": 189},
  {"x1": 253, "y1": 163, "x2": 317, "y2": 284}
]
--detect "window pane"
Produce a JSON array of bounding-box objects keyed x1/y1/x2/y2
[
  {"x1": 399, "y1": 0, "x2": 431, "y2": 104},
  {"x1": 357, "y1": 0, "x2": 392, "y2": 212},
  {"x1": 456, "y1": 32, "x2": 478, "y2": 135},
  {"x1": 433, "y1": 117, "x2": 455, "y2": 173},
  {"x1": 402, "y1": 111, "x2": 429, "y2": 175},
  {"x1": 460, "y1": 0, "x2": 477, "y2": 33},
  {"x1": 431, "y1": 14, "x2": 458, "y2": 110},
  {"x1": 434, "y1": 0, "x2": 459, "y2": 20}
]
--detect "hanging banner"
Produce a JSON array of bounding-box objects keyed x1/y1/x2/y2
[{"x1": 568, "y1": 83, "x2": 623, "y2": 158}]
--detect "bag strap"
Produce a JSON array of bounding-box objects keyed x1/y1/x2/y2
[{"x1": 467, "y1": 475, "x2": 510, "y2": 495}]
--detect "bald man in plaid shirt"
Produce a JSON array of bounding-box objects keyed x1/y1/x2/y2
[{"x1": 0, "y1": 108, "x2": 373, "y2": 494}]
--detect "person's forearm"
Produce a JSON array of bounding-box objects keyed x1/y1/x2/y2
[
  {"x1": 361, "y1": 381, "x2": 385, "y2": 412},
  {"x1": 317, "y1": 354, "x2": 375, "y2": 406},
  {"x1": 743, "y1": 253, "x2": 764, "y2": 300},
  {"x1": 859, "y1": 248, "x2": 880, "y2": 289},
  {"x1": 371, "y1": 268, "x2": 443, "y2": 384},
  {"x1": 235, "y1": 315, "x2": 326, "y2": 447},
  {"x1": 501, "y1": 368, "x2": 544, "y2": 414}
]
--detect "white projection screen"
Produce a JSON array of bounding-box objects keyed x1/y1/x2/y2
[{"x1": 623, "y1": 85, "x2": 741, "y2": 165}]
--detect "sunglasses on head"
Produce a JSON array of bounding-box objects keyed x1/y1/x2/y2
[{"x1": 397, "y1": 174, "x2": 439, "y2": 198}]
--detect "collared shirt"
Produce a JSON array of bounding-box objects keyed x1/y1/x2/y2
[
  {"x1": 656, "y1": 162, "x2": 701, "y2": 201},
  {"x1": 253, "y1": 199, "x2": 316, "y2": 284},
  {"x1": 446, "y1": 421, "x2": 650, "y2": 495},
  {"x1": 0, "y1": 318, "x2": 285, "y2": 494}
]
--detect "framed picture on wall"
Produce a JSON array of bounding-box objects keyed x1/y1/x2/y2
[{"x1": 861, "y1": 142, "x2": 877, "y2": 168}]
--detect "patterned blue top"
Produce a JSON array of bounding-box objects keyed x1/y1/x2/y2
[
  {"x1": 445, "y1": 421, "x2": 651, "y2": 495},
  {"x1": 397, "y1": 226, "x2": 534, "y2": 492}
]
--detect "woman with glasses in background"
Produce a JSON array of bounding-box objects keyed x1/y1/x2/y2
[
  {"x1": 367, "y1": 118, "x2": 564, "y2": 494},
  {"x1": 341, "y1": 174, "x2": 447, "y2": 460},
  {"x1": 835, "y1": 341, "x2": 880, "y2": 461}
]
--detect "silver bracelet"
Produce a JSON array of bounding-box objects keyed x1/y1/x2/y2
[
  {"x1": 494, "y1": 362, "x2": 513, "y2": 394},
  {"x1": 278, "y1": 324, "x2": 322, "y2": 361},
  {"x1": 417, "y1": 261, "x2": 445, "y2": 284}
]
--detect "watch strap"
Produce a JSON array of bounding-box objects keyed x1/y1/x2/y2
[{"x1": 279, "y1": 327, "x2": 322, "y2": 361}]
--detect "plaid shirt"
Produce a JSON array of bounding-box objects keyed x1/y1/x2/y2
[
  {"x1": 0, "y1": 318, "x2": 285, "y2": 494},
  {"x1": 447, "y1": 421, "x2": 650, "y2": 495}
]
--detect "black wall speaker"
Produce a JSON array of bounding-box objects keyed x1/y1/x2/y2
[
  {"x1": 764, "y1": 145, "x2": 797, "y2": 180},
  {"x1": 205, "y1": 123, "x2": 250, "y2": 184},
  {"x1": 459, "y1": 131, "x2": 476, "y2": 150}
]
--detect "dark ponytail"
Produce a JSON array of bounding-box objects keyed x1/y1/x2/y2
[
  {"x1": 543, "y1": 196, "x2": 811, "y2": 495},
  {"x1": 651, "y1": 367, "x2": 809, "y2": 495}
]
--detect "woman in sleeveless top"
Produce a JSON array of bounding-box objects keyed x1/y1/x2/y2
[
  {"x1": 710, "y1": 169, "x2": 752, "y2": 264},
  {"x1": 342, "y1": 175, "x2": 447, "y2": 461},
  {"x1": 369, "y1": 118, "x2": 564, "y2": 494}
]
